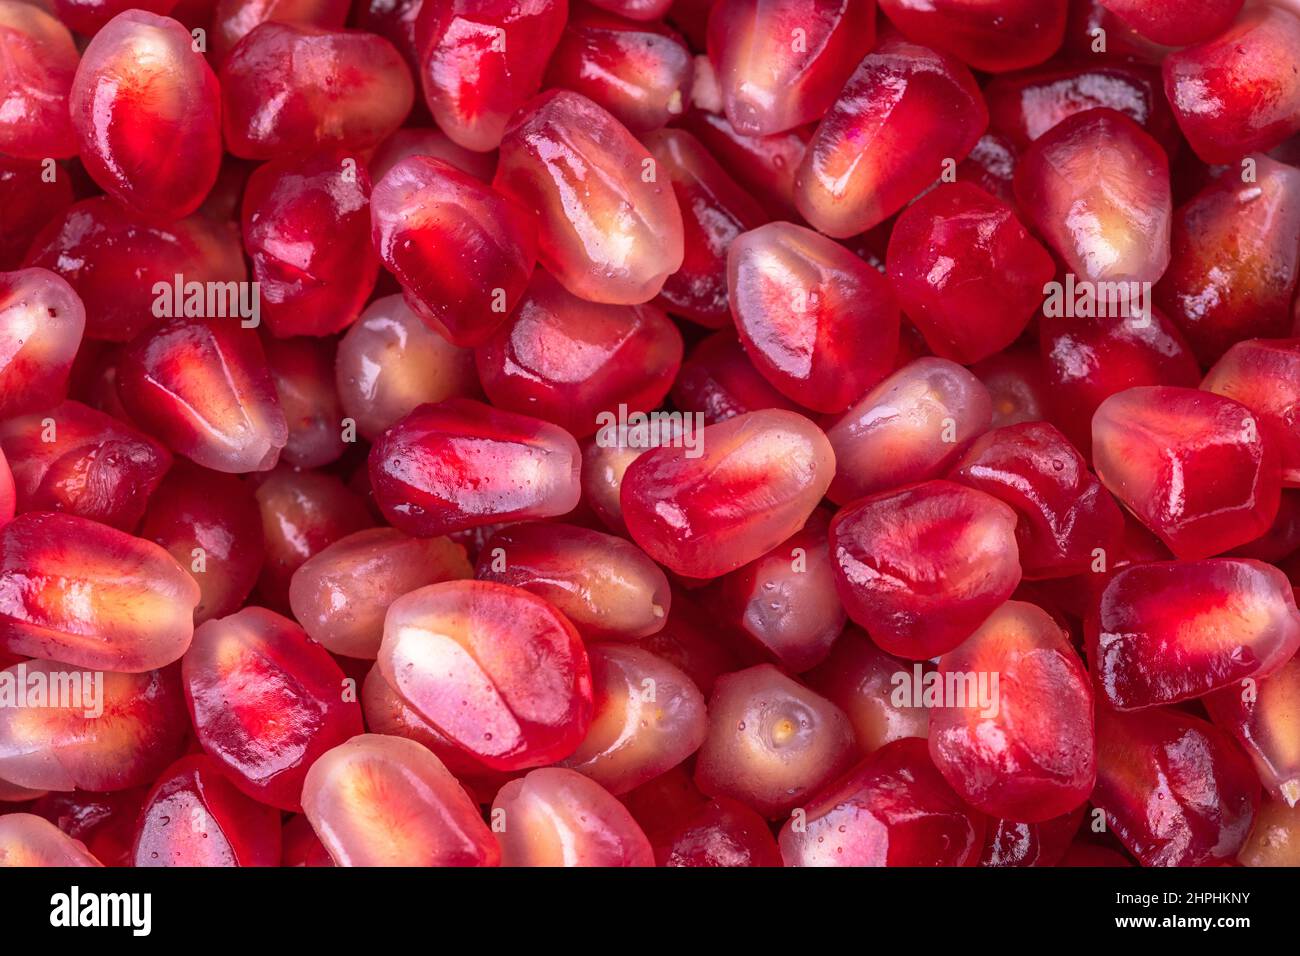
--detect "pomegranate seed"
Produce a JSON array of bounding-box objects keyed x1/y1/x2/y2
[
  {"x1": 930, "y1": 601, "x2": 1096, "y2": 821},
  {"x1": 280, "y1": 813, "x2": 332, "y2": 867},
  {"x1": 825, "y1": 357, "x2": 993, "y2": 505},
  {"x1": 0, "y1": 157, "x2": 73, "y2": 271},
  {"x1": 335, "y1": 294, "x2": 479, "y2": 441},
  {"x1": 69, "y1": 11, "x2": 221, "y2": 220},
  {"x1": 558, "y1": 643, "x2": 706, "y2": 794},
  {"x1": 475, "y1": 269, "x2": 683, "y2": 436},
  {"x1": 1230, "y1": 489, "x2": 1300, "y2": 561},
  {"x1": 679, "y1": 109, "x2": 810, "y2": 220},
  {"x1": 1237, "y1": 799, "x2": 1300, "y2": 866},
  {"x1": 956, "y1": 132, "x2": 1018, "y2": 206},
  {"x1": 1100, "y1": 0, "x2": 1242, "y2": 46},
  {"x1": 883, "y1": 0, "x2": 1066, "y2": 72},
  {"x1": 971, "y1": 346, "x2": 1046, "y2": 429},
  {"x1": 352, "y1": 0, "x2": 421, "y2": 74},
  {"x1": 1156, "y1": 159, "x2": 1300, "y2": 364},
  {"x1": 221, "y1": 22, "x2": 414, "y2": 159},
  {"x1": 0, "y1": 814, "x2": 102, "y2": 867},
  {"x1": 371, "y1": 157, "x2": 537, "y2": 347},
  {"x1": 368, "y1": 398, "x2": 581, "y2": 537},
  {"x1": 643, "y1": 127, "x2": 768, "y2": 328},
  {"x1": 1064, "y1": 0, "x2": 1174, "y2": 63},
  {"x1": 887, "y1": 183, "x2": 1055, "y2": 365},
  {"x1": 0, "y1": 399, "x2": 171, "y2": 530},
  {"x1": 210, "y1": 0, "x2": 349, "y2": 65},
  {"x1": 495, "y1": 90, "x2": 685, "y2": 304},
  {"x1": 694, "y1": 663, "x2": 854, "y2": 817},
  {"x1": 117, "y1": 318, "x2": 285, "y2": 476},
  {"x1": 51, "y1": 0, "x2": 180, "y2": 34},
  {"x1": 706, "y1": 0, "x2": 874, "y2": 136},
  {"x1": 0, "y1": 512, "x2": 199, "y2": 672},
  {"x1": 263, "y1": 337, "x2": 346, "y2": 469},
  {"x1": 949, "y1": 421, "x2": 1125, "y2": 579},
  {"x1": 492, "y1": 767, "x2": 654, "y2": 866},
  {"x1": 546, "y1": 6, "x2": 693, "y2": 133},
  {"x1": 1092, "y1": 386, "x2": 1282, "y2": 559},
  {"x1": 0, "y1": 660, "x2": 188, "y2": 791},
  {"x1": 0, "y1": 0, "x2": 79, "y2": 159},
  {"x1": 133, "y1": 754, "x2": 281, "y2": 866},
  {"x1": 1203, "y1": 339, "x2": 1300, "y2": 486},
  {"x1": 0, "y1": 268, "x2": 85, "y2": 418},
  {"x1": 1038, "y1": 305, "x2": 1201, "y2": 456},
  {"x1": 182, "y1": 607, "x2": 363, "y2": 810},
  {"x1": 980, "y1": 807, "x2": 1084, "y2": 867},
  {"x1": 414, "y1": 0, "x2": 567, "y2": 153},
  {"x1": 302, "y1": 734, "x2": 499, "y2": 866},
  {"x1": 476, "y1": 522, "x2": 669, "y2": 640},
  {"x1": 654, "y1": 795, "x2": 782, "y2": 867},
  {"x1": 137, "y1": 462, "x2": 264, "y2": 624},
  {"x1": 728, "y1": 221, "x2": 900, "y2": 413},
  {"x1": 378, "y1": 580, "x2": 593, "y2": 770},
  {"x1": 290, "y1": 527, "x2": 471, "y2": 659},
  {"x1": 777, "y1": 737, "x2": 985, "y2": 866},
  {"x1": 794, "y1": 35, "x2": 987, "y2": 238},
  {"x1": 621, "y1": 408, "x2": 834, "y2": 578},
  {"x1": 369, "y1": 126, "x2": 498, "y2": 184},
  {"x1": 714, "y1": 510, "x2": 845, "y2": 672},
  {"x1": 25, "y1": 197, "x2": 247, "y2": 343},
  {"x1": 1014, "y1": 108, "x2": 1171, "y2": 283},
  {"x1": 1163, "y1": 5, "x2": 1300, "y2": 164},
  {"x1": 1092, "y1": 705, "x2": 1259, "y2": 866},
  {"x1": 1206, "y1": 651, "x2": 1300, "y2": 806},
  {"x1": 242, "y1": 148, "x2": 380, "y2": 339},
  {"x1": 589, "y1": 0, "x2": 670, "y2": 20},
  {"x1": 670, "y1": 330, "x2": 803, "y2": 424},
  {"x1": 638, "y1": 585, "x2": 745, "y2": 697},
  {"x1": 31, "y1": 788, "x2": 147, "y2": 867}
]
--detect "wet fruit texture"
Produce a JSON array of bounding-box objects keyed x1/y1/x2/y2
[
  {"x1": 0, "y1": 157, "x2": 73, "y2": 272},
  {"x1": 879, "y1": 0, "x2": 1066, "y2": 74},
  {"x1": 1206, "y1": 652, "x2": 1300, "y2": 806},
  {"x1": 0, "y1": 814, "x2": 102, "y2": 867},
  {"x1": 1202, "y1": 340, "x2": 1300, "y2": 486},
  {"x1": 0, "y1": 269, "x2": 85, "y2": 418},
  {"x1": 0, "y1": 1, "x2": 79, "y2": 160}
]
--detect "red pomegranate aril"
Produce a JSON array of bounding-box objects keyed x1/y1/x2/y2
[
  {"x1": 476, "y1": 522, "x2": 669, "y2": 640},
  {"x1": 281, "y1": 813, "x2": 332, "y2": 867},
  {"x1": 1237, "y1": 799, "x2": 1300, "y2": 866},
  {"x1": 1229, "y1": 490, "x2": 1300, "y2": 562},
  {"x1": 492, "y1": 767, "x2": 654, "y2": 866},
  {"x1": 881, "y1": 0, "x2": 1066, "y2": 73},
  {"x1": 679, "y1": 109, "x2": 810, "y2": 220},
  {"x1": 1014, "y1": 108, "x2": 1171, "y2": 284},
  {"x1": 0, "y1": 399, "x2": 171, "y2": 530},
  {"x1": 621, "y1": 408, "x2": 834, "y2": 578},
  {"x1": 715, "y1": 510, "x2": 845, "y2": 672},
  {"x1": 1206, "y1": 652, "x2": 1300, "y2": 806},
  {"x1": 1038, "y1": 305, "x2": 1202, "y2": 456},
  {"x1": 1099, "y1": 0, "x2": 1241, "y2": 47},
  {"x1": 302, "y1": 734, "x2": 499, "y2": 866},
  {"x1": 830, "y1": 480, "x2": 1021, "y2": 660},
  {"x1": 369, "y1": 126, "x2": 498, "y2": 185},
  {"x1": 0, "y1": 268, "x2": 85, "y2": 418},
  {"x1": 778, "y1": 736, "x2": 985, "y2": 866},
  {"x1": 558, "y1": 643, "x2": 706, "y2": 794},
  {"x1": 589, "y1": 0, "x2": 670, "y2": 19},
  {"x1": 670, "y1": 331, "x2": 803, "y2": 425},
  {"x1": 369, "y1": 398, "x2": 581, "y2": 537},
  {"x1": 930, "y1": 601, "x2": 1096, "y2": 822},
  {"x1": 0, "y1": 157, "x2": 73, "y2": 271},
  {"x1": 415, "y1": 0, "x2": 567, "y2": 153},
  {"x1": 290, "y1": 527, "x2": 471, "y2": 659},
  {"x1": 264, "y1": 337, "x2": 346, "y2": 469},
  {"x1": 546, "y1": 6, "x2": 693, "y2": 133},
  {"x1": 182, "y1": 606, "x2": 364, "y2": 810},
  {"x1": 654, "y1": 795, "x2": 783, "y2": 867},
  {"x1": 971, "y1": 346, "x2": 1047, "y2": 429},
  {"x1": 728, "y1": 221, "x2": 899, "y2": 413},
  {"x1": 24, "y1": 197, "x2": 248, "y2": 343},
  {"x1": 117, "y1": 316, "x2": 288, "y2": 474},
  {"x1": 69, "y1": 11, "x2": 221, "y2": 221},
  {"x1": 475, "y1": 269, "x2": 682, "y2": 436},
  {"x1": 794, "y1": 36, "x2": 987, "y2": 238},
  {"x1": 242, "y1": 149, "x2": 380, "y2": 339},
  {"x1": 1163, "y1": 5, "x2": 1300, "y2": 164},
  {"x1": 887, "y1": 183, "x2": 1054, "y2": 365},
  {"x1": 495, "y1": 90, "x2": 684, "y2": 305},
  {"x1": 378, "y1": 580, "x2": 593, "y2": 770},
  {"x1": 1093, "y1": 705, "x2": 1259, "y2": 867},
  {"x1": 1092, "y1": 386, "x2": 1282, "y2": 559},
  {"x1": 221, "y1": 22, "x2": 414, "y2": 159},
  {"x1": 0, "y1": 0, "x2": 78, "y2": 159},
  {"x1": 138, "y1": 462, "x2": 265, "y2": 624},
  {"x1": 0, "y1": 661, "x2": 188, "y2": 791},
  {"x1": 980, "y1": 808, "x2": 1083, "y2": 867},
  {"x1": 335, "y1": 294, "x2": 480, "y2": 441},
  {"x1": 353, "y1": 0, "x2": 421, "y2": 74},
  {"x1": 706, "y1": 0, "x2": 874, "y2": 136},
  {"x1": 949, "y1": 421, "x2": 1125, "y2": 580},
  {"x1": 31, "y1": 787, "x2": 148, "y2": 867},
  {"x1": 52, "y1": 0, "x2": 181, "y2": 35},
  {"x1": 0, "y1": 814, "x2": 102, "y2": 867},
  {"x1": 644, "y1": 128, "x2": 768, "y2": 328},
  {"x1": 210, "y1": 0, "x2": 349, "y2": 65},
  {"x1": 956, "y1": 132, "x2": 1018, "y2": 206},
  {"x1": 825, "y1": 357, "x2": 993, "y2": 505},
  {"x1": 638, "y1": 585, "x2": 745, "y2": 698},
  {"x1": 371, "y1": 157, "x2": 537, "y2": 347},
  {"x1": 1157, "y1": 159, "x2": 1300, "y2": 364},
  {"x1": 1202, "y1": 339, "x2": 1300, "y2": 486},
  {"x1": 0, "y1": 512, "x2": 199, "y2": 672},
  {"x1": 133, "y1": 754, "x2": 281, "y2": 867},
  {"x1": 694, "y1": 664, "x2": 854, "y2": 818},
  {"x1": 252, "y1": 465, "x2": 373, "y2": 608}
]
